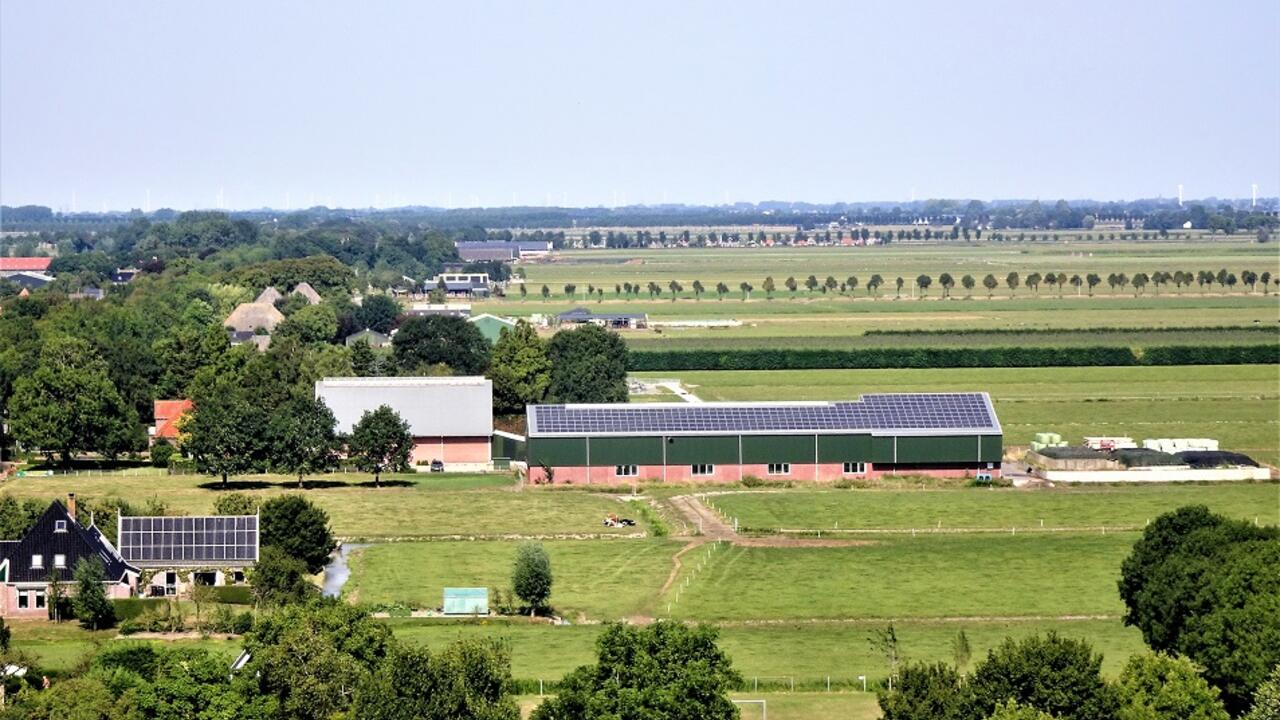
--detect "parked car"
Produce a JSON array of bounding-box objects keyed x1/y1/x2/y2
[{"x1": 430, "y1": 459, "x2": 444, "y2": 472}]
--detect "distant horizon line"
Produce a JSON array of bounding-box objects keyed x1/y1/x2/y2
[{"x1": 3, "y1": 195, "x2": 1278, "y2": 216}]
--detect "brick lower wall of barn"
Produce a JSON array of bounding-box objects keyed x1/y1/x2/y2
[
  {"x1": 410, "y1": 437, "x2": 491, "y2": 466},
  {"x1": 526, "y1": 462, "x2": 999, "y2": 486}
]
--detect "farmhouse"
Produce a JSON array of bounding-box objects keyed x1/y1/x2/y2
[
  {"x1": 525, "y1": 393, "x2": 1002, "y2": 485},
  {"x1": 315, "y1": 376, "x2": 495, "y2": 470},
  {"x1": 0, "y1": 496, "x2": 136, "y2": 618}
]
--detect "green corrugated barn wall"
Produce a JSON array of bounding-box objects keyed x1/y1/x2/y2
[{"x1": 528, "y1": 433, "x2": 1002, "y2": 467}]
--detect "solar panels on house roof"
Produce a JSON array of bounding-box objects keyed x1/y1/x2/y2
[
  {"x1": 117, "y1": 515, "x2": 259, "y2": 566},
  {"x1": 527, "y1": 393, "x2": 1000, "y2": 436}
]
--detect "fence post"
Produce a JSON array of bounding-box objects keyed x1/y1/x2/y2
[
  {"x1": 539, "y1": 679, "x2": 543, "y2": 696},
  {"x1": 826, "y1": 676, "x2": 830, "y2": 692}
]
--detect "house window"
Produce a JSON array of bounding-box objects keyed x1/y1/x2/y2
[
  {"x1": 17, "y1": 592, "x2": 28, "y2": 609},
  {"x1": 34, "y1": 591, "x2": 45, "y2": 609},
  {"x1": 767, "y1": 463, "x2": 790, "y2": 475},
  {"x1": 30, "y1": 554, "x2": 43, "y2": 569},
  {"x1": 54, "y1": 520, "x2": 67, "y2": 533},
  {"x1": 843, "y1": 462, "x2": 866, "y2": 475},
  {"x1": 53, "y1": 554, "x2": 66, "y2": 569},
  {"x1": 691, "y1": 464, "x2": 715, "y2": 476},
  {"x1": 615, "y1": 465, "x2": 638, "y2": 477}
]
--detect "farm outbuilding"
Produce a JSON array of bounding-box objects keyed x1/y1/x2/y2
[
  {"x1": 525, "y1": 393, "x2": 1002, "y2": 485},
  {"x1": 316, "y1": 376, "x2": 494, "y2": 471}
]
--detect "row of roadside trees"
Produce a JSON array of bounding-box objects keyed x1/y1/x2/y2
[{"x1": 524, "y1": 268, "x2": 1278, "y2": 302}]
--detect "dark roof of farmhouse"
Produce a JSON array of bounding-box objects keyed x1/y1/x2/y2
[{"x1": 527, "y1": 393, "x2": 1001, "y2": 437}]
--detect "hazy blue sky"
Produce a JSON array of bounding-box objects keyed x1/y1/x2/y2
[{"x1": 2, "y1": 1, "x2": 1278, "y2": 210}]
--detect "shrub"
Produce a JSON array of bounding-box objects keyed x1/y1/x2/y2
[
  {"x1": 149, "y1": 440, "x2": 175, "y2": 468},
  {"x1": 741, "y1": 475, "x2": 792, "y2": 488}
]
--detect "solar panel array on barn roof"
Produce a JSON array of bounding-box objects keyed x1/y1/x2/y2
[
  {"x1": 527, "y1": 393, "x2": 1000, "y2": 437},
  {"x1": 117, "y1": 515, "x2": 259, "y2": 566}
]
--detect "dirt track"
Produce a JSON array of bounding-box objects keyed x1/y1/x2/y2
[{"x1": 666, "y1": 494, "x2": 874, "y2": 549}]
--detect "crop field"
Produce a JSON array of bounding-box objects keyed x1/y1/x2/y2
[
  {"x1": 706, "y1": 484, "x2": 1280, "y2": 534},
  {"x1": 640, "y1": 365, "x2": 1280, "y2": 465},
  {"x1": 0, "y1": 472, "x2": 634, "y2": 539}
]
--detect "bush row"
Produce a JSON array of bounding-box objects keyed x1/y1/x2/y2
[
  {"x1": 862, "y1": 325, "x2": 1276, "y2": 337},
  {"x1": 628, "y1": 344, "x2": 1279, "y2": 371}
]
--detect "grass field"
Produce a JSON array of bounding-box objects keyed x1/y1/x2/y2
[
  {"x1": 345, "y1": 539, "x2": 681, "y2": 619},
  {"x1": 389, "y1": 615, "x2": 1144, "y2": 684},
  {"x1": 705, "y1": 484, "x2": 1280, "y2": 533},
  {"x1": 666, "y1": 533, "x2": 1133, "y2": 621},
  {"x1": 0, "y1": 472, "x2": 634, "y2": 539},
  {"x1": 510, "y1": 242, "x2": 1280, "y2": 290},
  {"x1": 641, "y1": 365, "x2": 1280, "y2": 465}
]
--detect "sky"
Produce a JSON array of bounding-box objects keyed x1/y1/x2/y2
[{"x1": 2, "y1": 1, "x2": 1278, "y2": 211}]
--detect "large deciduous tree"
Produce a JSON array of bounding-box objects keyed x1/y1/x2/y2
[
  {"x1": 8, "y1": 336, "x2": 143, "y2": 465},
  {"x1": 392, "y1": 315, "x2": 491, "y2": 375},
  {"x1": 348, "y1": 405, "x2": 413, "y2": 486},
  {"x1": 181, "y1": 389, "x2": 269, "y2": 486},
  {"x1": 355, "y1": 293, "x2": 401, "y2": 334},
  {"x1": 1118, "y1": 506, "x2": 1280, "y2": 714},
  {"x1": 546, "y1": 324, "x2": 628, "y2": 403},
  {"x1": 489, "y1": 320, "x2": 551, "y2": 415},
  {"x1": 268, "y1": 395, "x2": 340, "y2": 487},
  {"x1": 1117, "y1": 652, "x2": 1229, "y2": 720},
  {"x1": 969, "y1": 632, "x2": 1121, "y2": 720},
  {"x1": 353, "y1": 640, "x2": 520, "y2": 720},
  {"x1": 259, "y1": 494, "x2": 336, "y2": 573},
  {"x1": 531, "y1": 622, "x2": 741, "y2": 720},
  {"x1": 242, "y1": 601, "x2": 394, "y2": 718}
]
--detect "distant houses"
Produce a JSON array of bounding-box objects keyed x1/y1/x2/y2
[
  {"x1": 344, "y1": 328, "x2": 392, "y2": 348},
  {"x1": 427, "y1": 272, "x2": 491, "y2": 298},
  {"x1": 469, "y1": 314, "x2": 517, "y2": 344},
  {"x1": 224, "y1": 301, "x2": 285, "y2": 350},
  {"x1": 454, "y1": 240, "x2": 552, "y2": 263},
  {"x1": 151, "y1": 399, "x2": 193, "y2": 445},
  {"x1": 556, "y1": 306, "x2": 648, "y2": 329},
  {"x1": 291, "y1": 282, "x2": 321, "y2": 305},
  {"x1": 224, "y1": 284, "x2": 323, "y2": 351},
  {"x1": 0, "y1": 257, "x2": 52, "y2": 278}
]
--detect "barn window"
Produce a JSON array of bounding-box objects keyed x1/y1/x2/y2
[
  {"x1": 767, "y1": 463, "x2": 790, "y2": 475},
  {"x1": 692, "y1": 464, "x2": 715, "y2": 476},
  {"x1": 843, "y1": 462, "x2": 866, "y2": 475},
  {"x1": 614, "y1": 465, "x2": 638, "y2": 477}
]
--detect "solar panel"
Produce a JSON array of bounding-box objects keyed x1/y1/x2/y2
[
  {"x1": 118, "y1": 515, "x2": 259, "y2": 566},
  {"x1": 529, "y1": 393, "x2": 998, "y2": 435}
]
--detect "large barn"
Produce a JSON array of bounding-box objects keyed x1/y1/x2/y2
[
  {"x1": 316, "y1": 376, "x2": 494, "y2": 470},
  {"x1": 525, "y1": 393, "x2": 1002, "y2": 484}
]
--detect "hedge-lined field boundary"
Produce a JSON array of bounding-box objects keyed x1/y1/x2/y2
[
  {"x1": 861, "y1": 325, "x2": 1278, "y2": 337},
  {"x1": 628, "y1": 344, "x2": 1279, "y2": 371}
]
